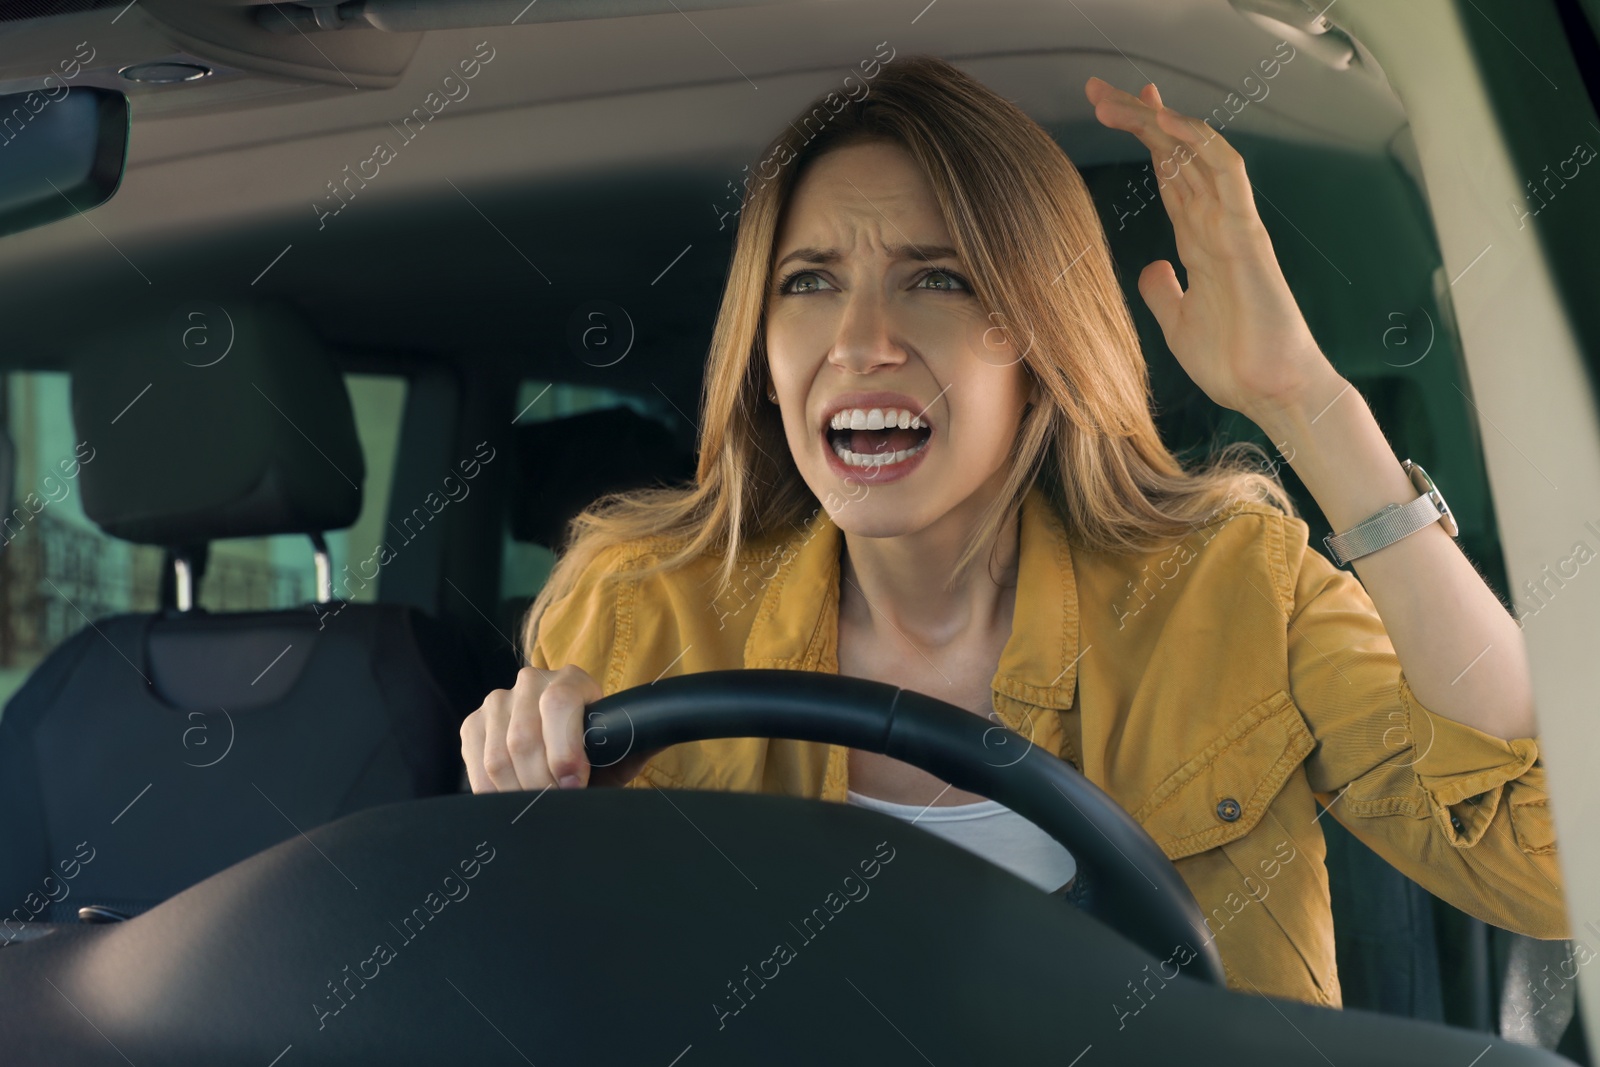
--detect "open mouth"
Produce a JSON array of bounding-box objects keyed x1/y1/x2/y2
[{"x1": 824, "y1": 408, "x2": 933, "y2": 469}]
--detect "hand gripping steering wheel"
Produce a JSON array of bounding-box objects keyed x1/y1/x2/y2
[{"x1": 582, "y1": 669, "x2": 1227, "y2": 985}]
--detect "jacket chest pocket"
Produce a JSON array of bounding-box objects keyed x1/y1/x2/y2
[
  {"x1": 1129, "y1": 689, "x2": 1338, "y2": 1002},
  {"x1": 1131, "y1": 690, "x2": 1315, "y2": 861}
]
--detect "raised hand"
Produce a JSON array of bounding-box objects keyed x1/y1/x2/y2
[{"x1": 1083, "y1": 76, "x2": 1340, "y2": 421}]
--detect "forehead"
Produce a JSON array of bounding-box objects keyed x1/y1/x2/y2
[{"x1": 775, "y1": 141, "x2": 951, "y2": 250}]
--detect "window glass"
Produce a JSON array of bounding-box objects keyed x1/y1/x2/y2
[{"x1": 0, "y1": 371, "x2": 406, "y2": 709}]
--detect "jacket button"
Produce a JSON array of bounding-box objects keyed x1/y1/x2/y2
[{"x1": 1216, "y1": 798, "x2": 1242, "y2": 822}]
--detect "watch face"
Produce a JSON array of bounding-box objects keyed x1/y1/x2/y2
[{"x1": 1405, "y1": 461, "x2": 1460, "y2": 538}]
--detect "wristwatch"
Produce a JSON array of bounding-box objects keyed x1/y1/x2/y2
[{"x1": 1322, "y1": 460, "x2": 1458, "y2": 567}]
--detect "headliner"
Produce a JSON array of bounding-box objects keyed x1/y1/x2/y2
[{"x1": 0, "y1": 0, "x2": 1409, "y2": 381}]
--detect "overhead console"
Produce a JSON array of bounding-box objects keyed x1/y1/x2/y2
[{"x1": 138, "y1": 0, "x2": 423, "y2": 90}]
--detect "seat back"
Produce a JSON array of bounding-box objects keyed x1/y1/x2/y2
[
  {"x1": 0, "y1": 301, "x2": 481, "y2": 922},
  {"x1": 496, "y1": 405, "x2": 695, "y2": 667}
]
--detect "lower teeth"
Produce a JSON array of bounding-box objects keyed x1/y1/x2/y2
[{"x1": 831, "y1": 437, "x2": 928, "y2": 468}]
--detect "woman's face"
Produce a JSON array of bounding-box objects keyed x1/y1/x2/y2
[{"x1": 764, "y1": 141, "x2": 1033, "y2": 538}]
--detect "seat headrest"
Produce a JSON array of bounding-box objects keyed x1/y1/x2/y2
[
  {"x1": 68, "y1": 301, "x2": 365, "y2": 547},
  {"x1": 510, "y1": 407, "x2": 694, "y2": 550}
]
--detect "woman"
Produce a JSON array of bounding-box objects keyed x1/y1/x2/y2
[{"x1": 460, "y1": 55, "x2": 1566, "y2": 1006}]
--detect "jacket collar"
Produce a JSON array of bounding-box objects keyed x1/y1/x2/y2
[{"x1": 742, "y1": 483, "x2": 1082, "y2": 711}]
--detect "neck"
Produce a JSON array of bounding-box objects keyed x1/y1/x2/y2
[{"x1": 837, "y1": 482, "x2": 1022, "y2": 651}]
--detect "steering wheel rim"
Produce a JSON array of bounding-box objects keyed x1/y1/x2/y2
[{"x1": 583, "y1": 668, "x2": 1226, "y2": 985}]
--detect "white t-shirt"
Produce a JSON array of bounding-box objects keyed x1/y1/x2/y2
[{"x1": 846, "y1": 789, "x2": 1077, "y2": 893}]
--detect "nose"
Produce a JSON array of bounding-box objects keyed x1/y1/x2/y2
[{"x1": 827, "y1": 287, "x2": 906, "y2": 375}]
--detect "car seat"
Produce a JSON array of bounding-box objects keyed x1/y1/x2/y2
[
  {"x1": 0, "y1": 301, "x2": 484, "y2": 923},
  {"x1": 495, "y1": 405, "x2": 695, "y2": 672}
]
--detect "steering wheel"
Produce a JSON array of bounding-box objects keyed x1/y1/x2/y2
[
  {"x1": 581, "y1": 668, "x2": 1226, "y2": 985},
  {"x1": 7, "y1": 670, "x2": 1570, "y2": 1064}
]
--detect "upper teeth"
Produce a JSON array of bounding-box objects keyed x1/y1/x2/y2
[{"x1": 829, "y1": 407, "x2": 926, "y2": 431}]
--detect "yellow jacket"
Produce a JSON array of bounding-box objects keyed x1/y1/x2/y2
[{"x1": 528, "y1": 483, "x2": 1567, "y2": 1006}]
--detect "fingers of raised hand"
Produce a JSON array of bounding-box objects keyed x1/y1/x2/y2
[
  {"x1": 1137, "y1": 259, "x2": 1185, "y2": 336},
  {"x1": 1086, "y1": 76, "x2": 1192, "y2": 175},
  {"x1": 1086, "y1": 76, "x2": 1256, "y2": 222},
  {"x1": 1151, "y1": 104, "x2": 1255, "y2": 219}
]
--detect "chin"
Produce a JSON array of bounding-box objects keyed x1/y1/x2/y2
[
  {"x1": 826, "y1": 506, "x2": 930, "y2": 540},
  {"x1": 803, "y1": 470, "x2": 942, "y2": 539}
]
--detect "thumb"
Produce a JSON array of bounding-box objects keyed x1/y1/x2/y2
[{"x1": 1137, "y1": 259, "x2": 1184, "y2": 340}]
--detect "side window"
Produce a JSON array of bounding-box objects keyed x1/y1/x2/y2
[
  {"x1": 499, "y1": 379, "x2": 675, "y2": 608},
  {"x1": 0, "y1": 371, "x2": 407, "y2": 709}
]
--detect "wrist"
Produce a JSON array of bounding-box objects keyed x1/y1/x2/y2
[
  {"x1": 1241, "y1": 368, "x2": 1351, "y2": 447},
  {"x1": 1246, "y1": 372, "x2": 1421, "y2": 533}
]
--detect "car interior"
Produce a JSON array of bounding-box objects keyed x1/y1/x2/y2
[{"x1": 2, "y1": 0, "x2": 1598, "y2": 1063}]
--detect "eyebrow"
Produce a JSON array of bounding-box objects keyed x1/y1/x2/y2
[{"x1": 772, "y1": 243, "x2": 962, "y2": 272}]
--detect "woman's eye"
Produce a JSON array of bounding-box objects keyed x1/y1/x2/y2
[
  {"x1": 775, "y1": 267, "x2": 968, "y2": 294},
  {"x1": 777, "y1": 270, "x2": 831, "y2": 294},
  {"x1": 917, "y1": 268, "x2": 968, "y2": 291}
]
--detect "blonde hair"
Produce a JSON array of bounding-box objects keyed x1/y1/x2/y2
[{"x1": 520, "y1": 53, "x2": 1292, "y2": 663}]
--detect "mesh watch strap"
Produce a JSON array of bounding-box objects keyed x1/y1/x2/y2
[{"x1": 1322, "y1": 492, "x2": 1443, "y2": 566}]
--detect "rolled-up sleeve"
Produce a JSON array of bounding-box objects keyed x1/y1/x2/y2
[
  {"x1": 1282, "y1": 527, "x2": 1569, "y2": 940},
  {"x1": 525, "y1": 542, "x2": 663, "y2": 791},
  {"x1": 526, "y1": 539, "x2": 641, "y2": 686}
]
